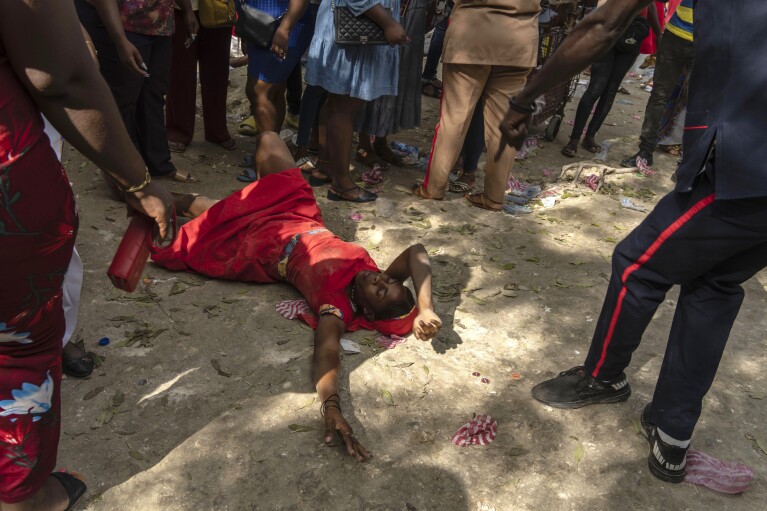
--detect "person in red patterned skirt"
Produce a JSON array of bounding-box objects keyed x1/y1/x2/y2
[
  {"x1": 0, "y1": 1, "x2": 174, "y2": 509},
  {"x1": 154, "y1": 132, "x2": 443, "y2": 462}
]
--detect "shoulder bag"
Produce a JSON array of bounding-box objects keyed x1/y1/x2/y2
[
  {"x1": 332, "y1": 0, "x2": 391, "y2": 46},
  {"x1": 614, "y1": 16, "x2": 651, "y2": 53},
  {"x1": 198, "y1": 0, "x2": 236, "y2": 28},
  {"x1": 235, "y1": 0, "x2": 283, "y2": 49}
]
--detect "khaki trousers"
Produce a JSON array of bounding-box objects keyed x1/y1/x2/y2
[{"x1": 424, "y1": 64, "x2": 531, "y2": 203}]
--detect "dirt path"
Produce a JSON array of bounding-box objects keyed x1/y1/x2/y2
[{"x1": 54, "y1": 67, "x2": 767, "y2": 510}]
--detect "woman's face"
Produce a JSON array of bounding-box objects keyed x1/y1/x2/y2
[{"x1": 353, "y1": 270, "x2": 408, "y2": 319}]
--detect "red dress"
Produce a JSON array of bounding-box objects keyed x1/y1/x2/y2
[
  {"x1": 152, "y1": 168, "x2": 415, "y2": 336},
  {"x1": 0, "y1": 41, "x2": 78, "y2": 502}
]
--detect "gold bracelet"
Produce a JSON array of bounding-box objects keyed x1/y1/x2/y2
[{"x1": 124, "y1": 171, "x2": 151, "y2": 193}]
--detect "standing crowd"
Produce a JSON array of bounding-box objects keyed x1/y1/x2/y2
[{"x1": 3, "y1": 0, "x2": 767, "y2": 509}]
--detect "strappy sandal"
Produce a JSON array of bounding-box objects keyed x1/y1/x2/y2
[
  {"x1": 465, "y1": 192, "x2": 503, "y2": 212},
  {"x1": 50, "y1": 471, "x2": 87, "y2": 511},
  {"x1": 296, "y1": 156, "x2": 317, "y2": 174},
  {"x1": 411, "y1": 183, "x2": 442, "y2": 201},
  {"x1": 448, "y1": 170, "x2": 476, "y2": 193},
  {"x1": 421, "y1": 79, "x2": 442, "y2": 98},
  {"x1": 355, "y1": 148, "x2": 389, "y2": 170},
  {"x1": 328, "y1": 185, "x2": 377, "y2": 203},
  {"x1": 155, "y1": 169, "x2": 199, "y2": 183},
  {"x1": 659, "y1": 144, "x2": 682, "y2": 156}
]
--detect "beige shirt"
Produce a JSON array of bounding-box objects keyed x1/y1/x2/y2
[{"x1": 443, "y1": 0, "x2": 541, "y2": 67}]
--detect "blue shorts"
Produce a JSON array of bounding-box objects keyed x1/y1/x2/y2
[{"x1": 247, "y1": 4, "x2": 317, "y2": 83}]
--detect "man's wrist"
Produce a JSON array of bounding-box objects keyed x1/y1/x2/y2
[{"x1": 508, "y1": 95, "x2": 536, "y2": 115}]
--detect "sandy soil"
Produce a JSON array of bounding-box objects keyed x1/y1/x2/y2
[{"x1": 53, "y1": 65, "x2": 767, "y2": 511}]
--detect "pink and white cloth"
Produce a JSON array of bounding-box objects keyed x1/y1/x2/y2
[
  {"x1": 685, "y1": 449, "x2": 754, "y2": 494},
  {"x1": 275, "y1": 299, "x2": 313, "y2": 321},
  {"x1": 376, "y1": 334, "x2": 407, "y2": 349},
  {"x1": 451, "y1": 414, "x2": 498, "y2": 447}
]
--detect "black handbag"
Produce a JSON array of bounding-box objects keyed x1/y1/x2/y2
[
  {"x1": 235, "y1": 0, "x2": 282, "y2": 49},
  {"x1": 332, "y1": 0, "x2": 390, "y2": 46},
  {"x1": 614, "y1": 16, "x2": 651, "y2": 53}
]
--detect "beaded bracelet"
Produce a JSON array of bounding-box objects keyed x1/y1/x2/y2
[{"x1": 320, "y1": 394, "x2": 341, "y2": 417}]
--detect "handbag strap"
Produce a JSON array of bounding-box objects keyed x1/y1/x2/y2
[{"x1": 331, "y1": 0, "x2": 393, "y2": 13}]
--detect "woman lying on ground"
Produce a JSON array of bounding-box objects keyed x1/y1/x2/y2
[{"x1": 152, "y1": 132, "x2": 443, "y2": 461}]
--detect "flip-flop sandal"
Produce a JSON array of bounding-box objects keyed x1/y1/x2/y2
[
  {"x1": 465, "y1": 192, "x2": 503, "y2": 212},
  {"x1": 238, "y1": 116, "x2": 258, "y2": 136},
  {"x1": 327, "y1": 185, "x2": 377, "y2": 203},
  {"x1": 50, "y1": 471, "x2": 87, "y2": 511},
  {"x1": 296, "y1": 156, "x2": 317, "y2": 174},
  {"x1": 581, "y1": 140, "x2": 600, "y2": 153},
  {"x1": 156, "y1": 169, "x2": 199, "y2": 183},
  {"x1": 411, "y1": 183, "x2": 442, "y2": 201},
  {"x1": 561, "y1": 144, "x2": 578, "y2": 157},
  {"x1": 355, "y1": 148, "x2": 389, "y2": 170},
  {"x1": 239, "y1": 154, "x2": 255, "y2": 168},
  {"x1": 237, "y1": 168, "x2": 257, "y2": 183},
  {"x1": 168, "y1": 141, "x2": 187, "y2": 153},
  {"x1": 660, "y1": 144, "x2": 682, "y2": 156}
]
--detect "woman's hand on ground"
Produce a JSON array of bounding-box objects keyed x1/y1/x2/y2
[
  {"x1": 117, "y1": 40, "x2": 148, "y2": 77},
  {"x1": 384, "y1": 22, "x2": 410, "y2": 46},
  {"x1": 271, "y1": 26, "x2": 290, "y2": 60},
  {"x1": 323, "y1": 407, "x2": 371, "y2": 462},
  {"x1": 413, "y1": 309, "x2": 442, "y2": 341},
  {"x1": 126, "y1": 181, "x2": 176, "y2": 243}
]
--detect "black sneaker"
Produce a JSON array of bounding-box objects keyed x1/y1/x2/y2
[
  {"x1": 621, "y1": 151, "x2": 653, "y2": 168},
  {"x1": 641, "y1": 403, "x2": 688, "y2": 483},
  {"x1": 531, "y1": 366, "x2": 631, "y2": 409}
]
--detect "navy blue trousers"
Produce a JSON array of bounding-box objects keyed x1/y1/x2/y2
[{"x1": 584, "y1": 168, "x2": 767, "y2": 439}]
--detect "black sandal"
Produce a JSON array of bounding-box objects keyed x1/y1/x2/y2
[
  {"x1": 561, "y1": 140, "x2": 578, "y2": 158},
  {"x1": 62, "y1": 343, "x2": 94, "y2": 379},
  {"x1": 581, "y1": 138, "x2": 601, "y2": 153},
  {"x1": 50, "y1": 472, "x2": 87, "y2": 511},
  {"x1": 328, "y1": 185, "x2": 377, "y2": 203}
]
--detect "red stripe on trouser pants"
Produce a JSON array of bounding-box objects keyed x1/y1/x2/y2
[{"x1": 591, "y1": 193, "x2": 716, "y2": 378}]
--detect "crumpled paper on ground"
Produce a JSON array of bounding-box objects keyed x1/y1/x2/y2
[{"x1": 451, "y1": 414, "x2": 498, "y2": 447}]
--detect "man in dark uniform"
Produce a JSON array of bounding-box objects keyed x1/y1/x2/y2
[{"x1": 497, "y1": 0, "x2": 767, "y2": 483}]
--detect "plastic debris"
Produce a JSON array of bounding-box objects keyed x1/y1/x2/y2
[
  {"x1": 340, "y1": 338, "x2": 361, "y2": 354},
  {"x1": 361, "y1": 168, "x2": 383, "y2": 184},
  {"x1": 98, "y1": 337, "x2": 110, "y2": 346},
  {"x1": 507, "y1": 177, "x2": 541, "y2": 199},
  {"x1": 632, "y1": 114, "x2": 642, "y2": 120},
  {"x1": 615, "y1": 98, "x2": 634, "y2": 105},
  {"x1": 540, "y1": 197, "x2": 557, "y2": 209},
  {"x1": 511, "y1": 373, "x2": 522, "y2": 380},
  {"x1": 472, "y1": 372, "x2": 481, "y2": 377},
  {"x1": 451, "y1": 414, "x2": 498, "y2": 447},
  {"x1": 505, "y1": 194, "x2": 530, "y2": 206},
  {"x1": 595, "y1": 139, "x2": 617, "y2": 162},
  {"x1": 583, "y1": 174, "x2": 600, "y2": 191},
  {"x1": 480, "y1": 377, "x2": 490, "y2": 384},
  {"x1": 619, "y1": 196, "x2": 647, "y2": 212},
  {"x1": 515, "y1": 137, "x2": 541, "y2": 160},
  {"x1": 503, "y1": 204, "x2": 533, "y2": 215},
  {"x1": 375, "y1": 198, "x2": 395, "y2": 218},
  {"x1": 349, "y1": 212, "x2": 363, "y2": 222},
  {"x1": 376, "y1": 334, "x2": 407, "y2": 349},
  {"x1": 685, "y1": 450, "x2": 754, "y2": 494}
]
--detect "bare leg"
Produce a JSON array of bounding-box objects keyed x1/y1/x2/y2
[
  {"x1": 324, "y1": 93, "x2": 369, "y2": 199},
  {"x1": 252, "y1": 79, "x2": 288, "y2": 133},
  {"x1": 172, "y1": 193, "x2": 219, "y2": 219},
  {"x1": 255, "y1": 132, "x2": 297, "y2": 178},
  {"x1": 1, "y1": 476, "x2": 69, "y2": 511}
]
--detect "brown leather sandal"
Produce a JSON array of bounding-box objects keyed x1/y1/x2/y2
[
  {"x1": 465, "y1": 192, "x2": 503, "y2": 212},
  {"x1": 412, "y1": 183, "x2": 442, "y2": 201}
]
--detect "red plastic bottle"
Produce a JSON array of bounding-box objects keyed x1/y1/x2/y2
[{"x1": 107, "y1": 213, "x2": 154, "y2": 292}]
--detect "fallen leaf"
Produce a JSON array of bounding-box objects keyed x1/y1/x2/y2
[
  {"x1": 83, "y1": 386, "x2": 106, "y2": 401},
  {"x1": 571, "y1": 436, "x2": 585, "y2": 464},
  {"x1": 500, "y1": 263, "x2": 516, "y2": 270},
  {"x1": 756, "y1": 438, "x2": 767, "y2": 456},
  {"x1": 128, "y1": 450, "x2": 144, "y2": 461},
  {"x1": 394, "y1": 362, "x2": 414, "y2": 368},
  {"x1": 112, "y1": 390, "x2": 125, "y2": 408},
  {"x1": 211, "y1": 359, "x2": 231, "y2": 377},
  {"x1": 422, "y1": 366, "x2": 430, "y2": 376},
  {"x1": 288, "y1": 424, "x2": 316, "y2": 433},
  {"x1": 380, "y1": 389, "x2": 395, "y2": 406},
  {"x1": 507, "y1": 446, "x2": 529, "y2": 456},
  {"x1": 170, "y1": 282, "x2": 187, "y2": 295}
]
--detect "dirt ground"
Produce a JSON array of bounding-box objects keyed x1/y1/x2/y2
[{"x1": 54, "y1": 63, "x2": 767, "y2": 511}]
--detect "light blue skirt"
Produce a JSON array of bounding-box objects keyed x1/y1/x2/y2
[{"x1": 305, "y1": 0, "x2": 400, "y2": 101}]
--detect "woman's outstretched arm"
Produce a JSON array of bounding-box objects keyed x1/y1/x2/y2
[
  {"x1": 313, "y1": 315, "x2": 371, "y2": 462},
  {"x1": 384, "y1": 244, "x2": 442, "y2": 341}
]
